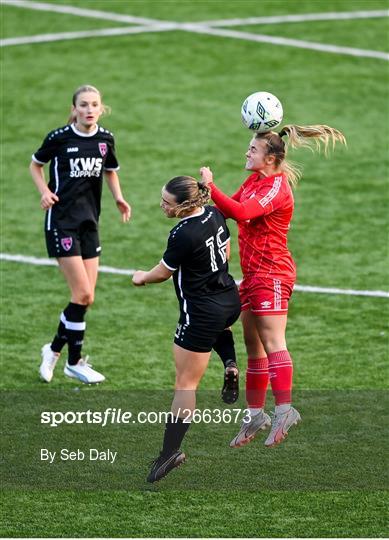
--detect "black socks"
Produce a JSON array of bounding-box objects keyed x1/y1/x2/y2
[
  {"x1": 52, "y1": 302, "x2": 87, "y2": 365},
  {"x1": 161, "y1": 416, "x2": 191, "y2": 457},
  {"x1": 213, "y1": 329, "x2": 237, "y2": 369}
]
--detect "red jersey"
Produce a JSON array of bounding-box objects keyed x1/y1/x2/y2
[{"x1": 210, "y1": 172, "x2": 296, "y2": 280}]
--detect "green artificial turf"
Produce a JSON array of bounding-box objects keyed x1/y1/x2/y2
[{"x1": 1, "y1": 0, "x2": 388, "y2": 537}]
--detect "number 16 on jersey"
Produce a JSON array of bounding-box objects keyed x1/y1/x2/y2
[{"x1": 205, "y1": 226, "x2": 229, "y2": 272}]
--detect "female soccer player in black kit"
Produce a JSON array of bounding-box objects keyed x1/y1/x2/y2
[
  {"x1": 30, "y1": 85, "x2": 131, "y2": 384},
  {"x1": 133, "y1": 176, "x2": 241, "y2": 482}
]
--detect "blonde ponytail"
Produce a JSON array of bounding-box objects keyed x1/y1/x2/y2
[
  {"x1": 256, "y1": 124, "x2": 346, "y2": 187},
  {"x1": 281, "y1": 124, "x2": 346, "y2": 155}
]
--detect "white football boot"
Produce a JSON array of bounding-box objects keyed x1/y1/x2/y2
[
  {"x1": 64, "y1": 357, "x2": 105, "y2": 384},
  {"x1": 39, "y1": 343, "x2": 60, "y2": 383},
  {"x1": 264, "y1": 407, "x2": 301, "y2": 448},
  {"x1": 230, "y1": 410, "x2": 271, "y2": 448}
]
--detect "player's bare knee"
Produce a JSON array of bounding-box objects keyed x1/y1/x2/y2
[
  {"x1": 260, "y1": 335, "x2": 286, "y2": 353},
  {"x1": 174, "y1": 378, "x2": 197, "y2": 391},
  {"x1": 76, "y1": 291, "x2": 94, "y2": 306},
  {"x1": 85, "y1": 292, "x2": 94, "y2": 306}
]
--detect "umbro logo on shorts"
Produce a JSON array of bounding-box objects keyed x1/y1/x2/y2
[{"x1": 261, "y1": 301, "x2": 272, "y2": 308}]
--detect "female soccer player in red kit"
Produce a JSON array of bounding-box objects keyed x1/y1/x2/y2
[{"x1": 200, "y1": 124, "x2": 346, "y2": 448}]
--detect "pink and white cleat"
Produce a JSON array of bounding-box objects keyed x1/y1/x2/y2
[{"x1": 265, "y1": 407, "x2": 301, "y2": 448}]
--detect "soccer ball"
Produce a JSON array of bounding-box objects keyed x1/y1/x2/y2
[{"x1": 241, "y1": 91, "x2": 283, "y2": 132}]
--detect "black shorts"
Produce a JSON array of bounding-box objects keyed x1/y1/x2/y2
[
  {"x1": 174, "y1": 287, "x2": 241, "y2": 353},
  {"x1": 45, "y1": 222, "x2": 101, "y2": 259}
]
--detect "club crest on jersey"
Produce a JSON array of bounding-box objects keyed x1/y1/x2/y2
[
  {"x1": 98, "y1": 143, "x2": 107, "y2": 157},
  {"x1": 61, "y1": 237, "x2": 73, "y2": 251}
]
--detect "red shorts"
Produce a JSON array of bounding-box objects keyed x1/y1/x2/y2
[{"x1": 239, "y1": 275, "x2": 294, "y2": 316}]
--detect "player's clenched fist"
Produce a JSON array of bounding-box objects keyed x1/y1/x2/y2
[
  {"x1": 132, "y1": 271, "x2": 147, "y2": 286},
  {"x1": 199, "y1": 166, "x2": 213, "y2": 185},
  {"x1": 40, "y1": 190, "x2": 59, "y2": 210}
]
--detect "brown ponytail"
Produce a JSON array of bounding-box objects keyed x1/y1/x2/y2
[{"x1": 165, "y1": 176, "x2": 210, "y2": 218}]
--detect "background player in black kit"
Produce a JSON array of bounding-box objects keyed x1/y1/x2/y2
[
  {"x1": 133, "y1": 176, "x2": 241, "y2": 482},
  {"x1": 30, "y1": 85, "x2": 131, "y2": 384}
]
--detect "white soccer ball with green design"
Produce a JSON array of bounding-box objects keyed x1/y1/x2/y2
[{"x1": 241, "y1": 91, "x2": 283, "y2": 132}]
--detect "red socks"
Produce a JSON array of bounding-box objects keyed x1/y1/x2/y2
[
  {"x1": 245, "y1": 351, "x2": 294, "y2": 408},
  {"x1": 267, "y1": 350, "x2": 293, "y2": 405},
  {"x1": 246, "y1": 357, "x2": 269, "y2": 409}
]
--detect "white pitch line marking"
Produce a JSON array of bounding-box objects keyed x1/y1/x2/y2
[
  {"x1": 4, "y1": 1, "x2": 387, "y2": 26},
  {"x1": 1, "y1": 0, "x2": 163, "y2": 25},
  {"x1": 0, "y1": 23, "x2": 178, "y2": 47},
  {"x1": 179, "y1": 24, "x2": 389, "y2": 61},
  {"x1": 2, "y1": 23, "x2": 387, "y2": 61},
  {"x1": 1, "y1": 253, "x2": 388, "y2": 299},
  {"x1": 198, "y1": 10, "x2": 389, "y2": 27},
  {"x1": 1, "y1": 1, "x2": 388, "y2": 60}
]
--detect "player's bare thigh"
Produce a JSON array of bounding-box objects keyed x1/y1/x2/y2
[
  {"x1": 255, "y1": 314, "x2": 288, "y2": 354},
  {"x1": 241, "y1": 310, "x2": 267, "y2": 358},
  {"x1": 57, "y1": 256, "x2": 99, "y2": 305},
  {"x1": 241, "y1": 309, "x2": 288, "y2": 356}
]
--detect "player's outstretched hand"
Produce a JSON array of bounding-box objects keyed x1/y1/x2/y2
[
  {"x1": 116, "y1": 198, "x2": 131, "y2": 222},
  {"x1": 132, "y1": 271, "x2": 147, "y2": 286},
  {"x1": 199, "y1": 166, "x2": 213, "y2": 186},
  {"x1": 40, "y1": 190, "x2": 59, "y2": 210}
]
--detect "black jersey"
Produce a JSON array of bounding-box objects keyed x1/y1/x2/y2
[
  {"x1": 162, "y1": 205, "x2": 236, "y2": 302},
  {"x1": 32, "y1": 123, "x2": 119, "y2": 230}
]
